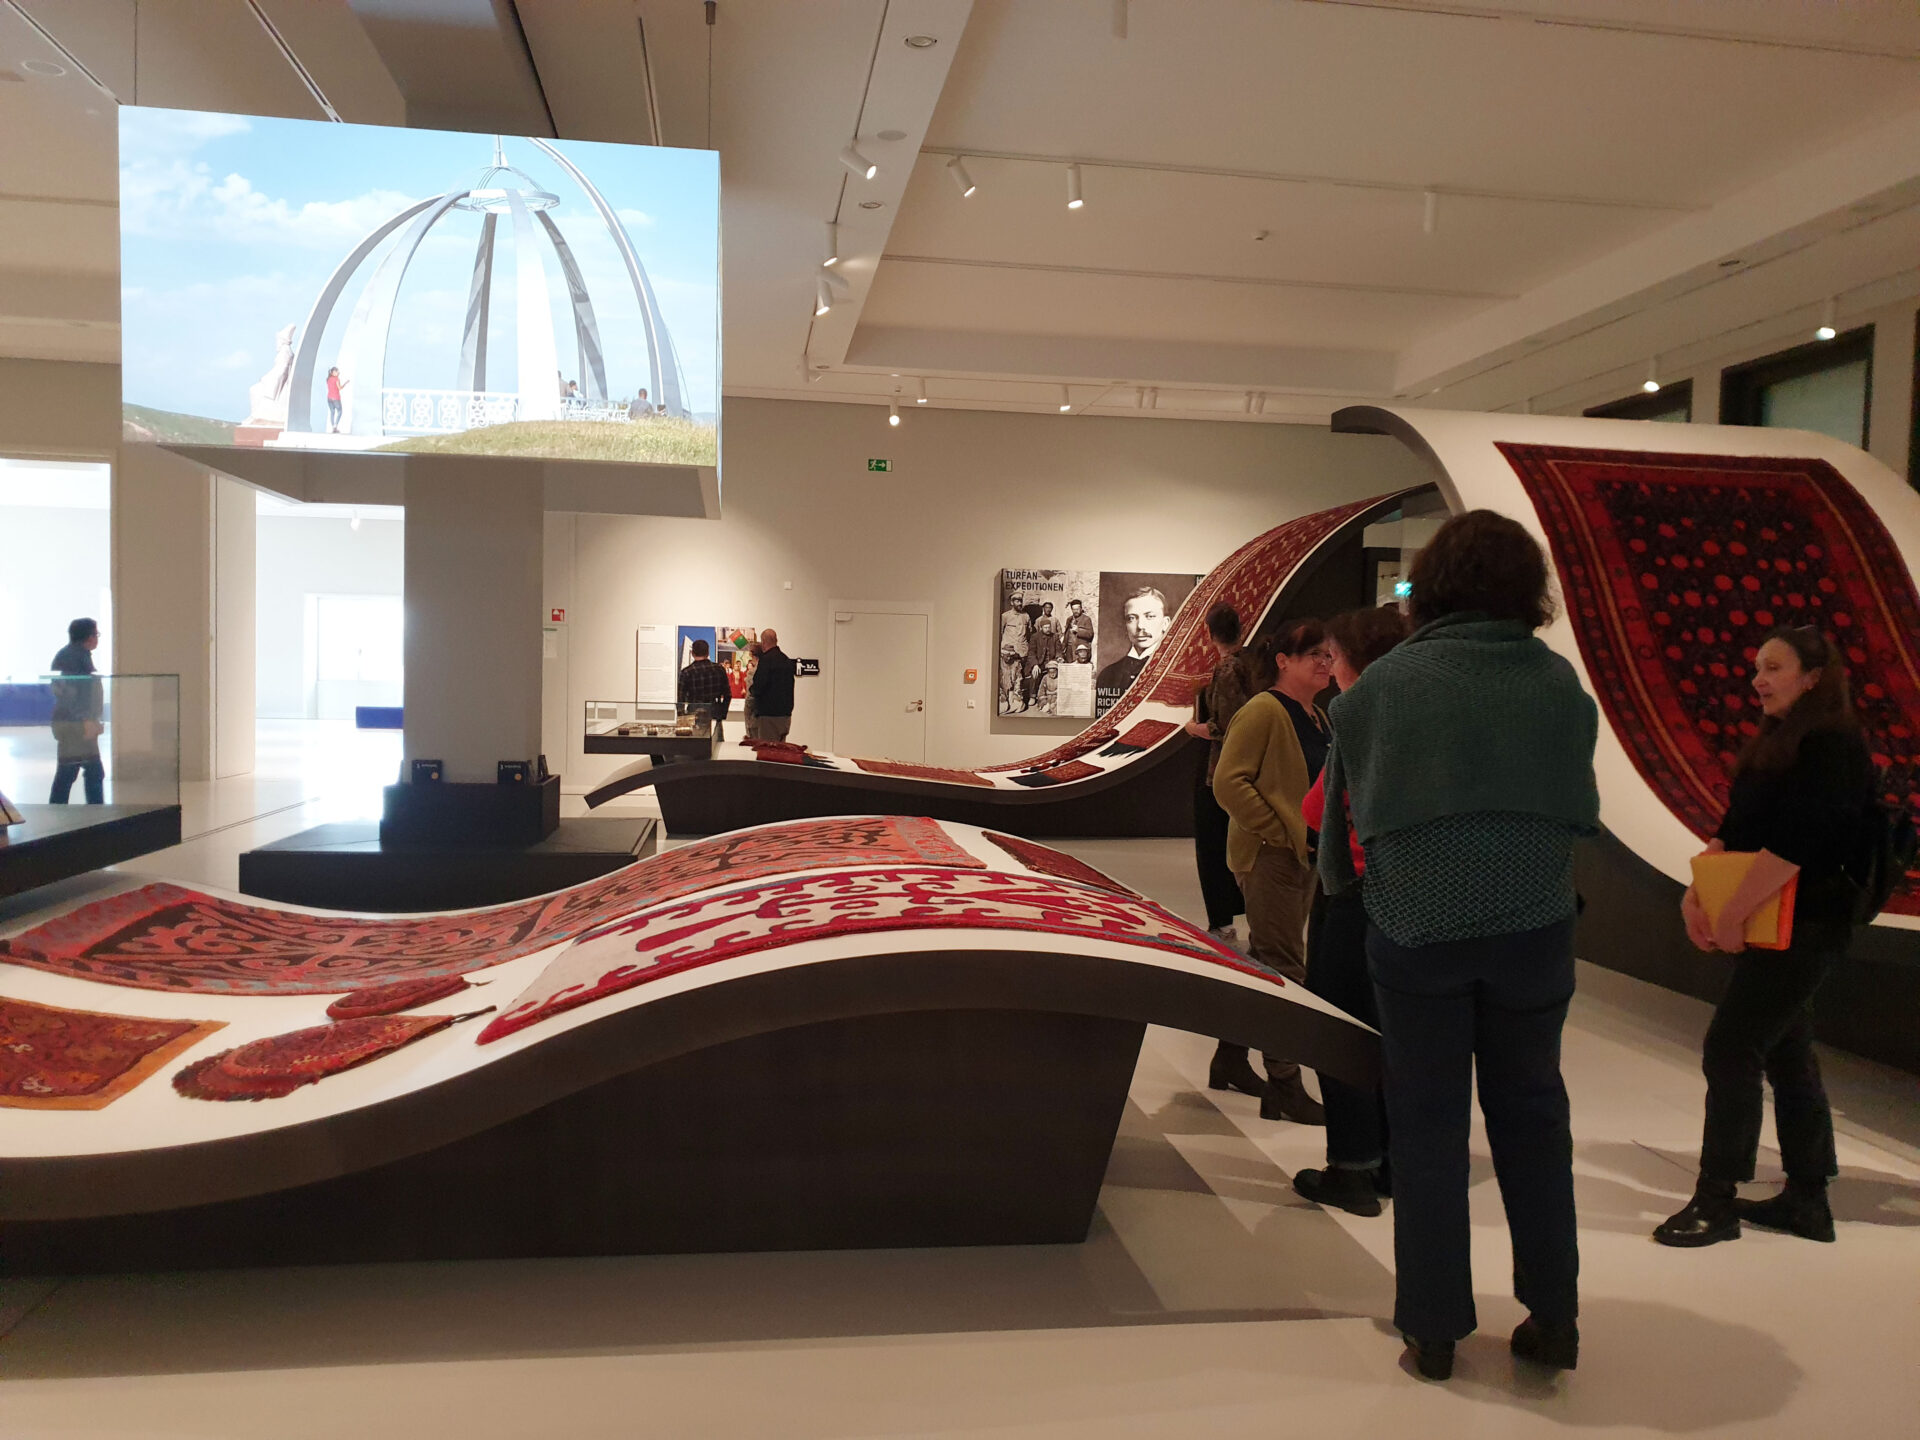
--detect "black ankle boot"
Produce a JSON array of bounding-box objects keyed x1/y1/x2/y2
[
  {"x1": 1510, "y1": 1314, "x2": 1579, "y2": 1370},
  {"x1": 1208, "y1": 1043, "x2": 1266, "y2": 1098},
  {"x1": 1653, "y1": 1181, "x2": 1740, "y2": 1247},
  {"x1": 1292, "y1": 1166, "x2": 1384, "y2": 1217},
  {"x1": 1735, "y1": 1180, "x2": 1835, "y2": 1242},
  {"x1": 1402, "y1": 1334, "x2": 1454, "y2": 1381},
  {"x1": 1260, "y1": 1072, "x2": 1327, "y2": 1125}
]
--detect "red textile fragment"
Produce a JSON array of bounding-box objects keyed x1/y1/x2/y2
[
  {"x1": 326, "y1": 974, "x2": 474, "y2": 1020},
  {"x1": 853, "y1": 759, "x2": 996, "y2": 787},
  {"x1": 983, "y1": 833, "x2": 1138, "y2": 895},
  {"x1": 173, "y1": 1012, "x2": 470, "y2": 1101},
  {"x1": 0, "y1": 995, "x2": 223, "y2": 1109}
]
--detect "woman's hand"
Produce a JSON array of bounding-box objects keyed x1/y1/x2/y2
[
  {"x1": 1681, "y1": 887, "x2": 1717, "y2": 951},
  {"x1": 1183, "y1": 719, "x2": 1210, "y2": 739},
  {"x1": 1710, "y1": 908, "x2": 1747, "y2": 954}
]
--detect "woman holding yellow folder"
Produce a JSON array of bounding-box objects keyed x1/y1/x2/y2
[{"x1": 1657, "y1": 627, "x2": 1875, "y2": 1249}]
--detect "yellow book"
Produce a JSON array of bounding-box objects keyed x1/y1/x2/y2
[{"x1": 1689, "y1": 851, "x2": 1797, "y2": 951}]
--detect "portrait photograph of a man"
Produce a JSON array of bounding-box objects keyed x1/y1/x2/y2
[{"x1": 1093, "y1": 571, "x2": 1199, "y2": 716}]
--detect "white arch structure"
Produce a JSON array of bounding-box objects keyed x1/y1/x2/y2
[{"x1": 284, "y1": 137, "x2": 688, "y2": 440}]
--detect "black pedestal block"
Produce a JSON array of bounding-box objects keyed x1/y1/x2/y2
[
  {"x1": 380, "y1": 774, "x2": 561, "y2": 847},
  {"x1": 238, "y1": 816, "x2": 655, "y2": 912},
  {"x1": 1, "y1": 1008, "x2": 1146, "y2": 1272},
  {"x1": 0, "y1": 804, "x2": 182, "y2": 900}
]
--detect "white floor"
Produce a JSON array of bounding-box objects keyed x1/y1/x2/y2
[{"x1": 2, "y1": 723, "x2": 1917, "y2": 1438}]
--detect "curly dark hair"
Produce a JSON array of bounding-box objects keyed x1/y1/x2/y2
[
  {"x1": 1205, "y1": 602, "x2": 1242, "y2": 646},
  {"x1": 1408, "y1": 510, "x2": 1555, "y2": 631},
  {"x1": 1735, "y1": 626, "x2": 1859, "y2": 774},
  {"x1": 1326, "y1": 605, "x2": 1409, "y2": 675}
]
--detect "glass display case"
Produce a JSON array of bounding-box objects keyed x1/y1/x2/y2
[
  {"x1": 582, "y1": 700, "x2": 718, "y2": 761},
  {"x1": 0, "y1": 672, "x2": 181, "y2": 811}
]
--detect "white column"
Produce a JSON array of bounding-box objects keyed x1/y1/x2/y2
[
  {"x1": 402, "y1": 463, "x2": 544, "y2": 782},
  {"x1": 213, "y1": 475, "x2": 257, "y2": 778}
]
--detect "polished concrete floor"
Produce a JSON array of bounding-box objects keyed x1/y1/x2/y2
[{"x1": 1, "y1": 721, "x2": 1916, "y2": 1438}]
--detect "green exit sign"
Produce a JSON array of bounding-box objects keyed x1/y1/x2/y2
[{"x1": 868, "y1": 458, "x2": 891, "y2": 472}]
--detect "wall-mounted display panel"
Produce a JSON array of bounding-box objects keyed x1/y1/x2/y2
[{"x1": 118, "y1": 107, "x2": 719, "y2": 471}]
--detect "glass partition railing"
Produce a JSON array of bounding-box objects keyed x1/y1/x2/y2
[{"x1": 0, "y1": 673, "x2": 181, "y2": 810}]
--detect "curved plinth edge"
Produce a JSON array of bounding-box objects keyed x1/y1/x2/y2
[{"x1": 1, "y1": 946, "x2": 1377, "y2": 1223}]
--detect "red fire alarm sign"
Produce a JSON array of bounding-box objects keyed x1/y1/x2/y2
[{"x1": 550, "y1": 608, "x2": 566, "y2": 623}]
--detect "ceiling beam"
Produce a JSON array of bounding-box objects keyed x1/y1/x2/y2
[{"x1": 884, "y1": 253, "x2": 1514, "y2": 302}]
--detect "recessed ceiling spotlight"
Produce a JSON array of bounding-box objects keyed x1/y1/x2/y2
[
  {"x1": 858, "y1": 199, "x2": 884, "y2": 210},
  {"x1": 823, "y1": 222, "x2": 839, "y2": 267},
  {"x1": 889, "y1": 402, "x2": 901, "y2": 426},
  {"x1": 916, "y1": 377, "x2": 928, "y2": 404},
  {"x1": 815, "y1": 278, "x2": 832, "y2": 316},
  {"x1": 20, "y1": 59, "x2": 66, "y2": 77},
  {"x1": 838, "y1": 144, "x2": 878, "y2": 180},
  {"x1": 1058, "y1": 385, "x2": 1073, "y2": 412},
  {"x1": 1066, "y1": 163, "x2": 1084, "y2": 210},
  {"x1": 904, "y1": 34, "x2": 938, "y2": 48},
  {"x1": 1642, "y1": 358, "x2": 1661, "y2": 394},
  {"x1": 1815, "y1": 297, "x2": 1838, "y2": 341},
  {"x1": 947, "y1": 155, "x2": 976, "y2": 197},
  {"x1": 1252, "y1": 229, "x2": 1270, "y2": 242}
]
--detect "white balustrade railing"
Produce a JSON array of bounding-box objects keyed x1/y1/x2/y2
[{"x1": 379, "y1": 388, "x2": 641, "y2": 435}]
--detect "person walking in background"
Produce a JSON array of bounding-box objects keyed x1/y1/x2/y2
[
  {"x1": 1318, "y1": 511, "x2": 1598, "y2": 1381},
  {"x1": 49, "y1": 617, "x2": 105, "y2": 805},
  {"x1": 1183, "y1": 603, "x2": 1259, "y2": 1095},
  {"x1": 1211, "y1": 622, "x2": 1334, "y2": 1126},
  {"x1": 1292, "y1": 605, "x2": 1409, "y2": 1217},
  {"x1": 748, "y1": 629, "x2": 797, "y2": 742},
  {"x1": 676, "y1": 638, "x2": 733, "y2": 741},
  {"x1": 1656, "y1": 626, "x2": 1875, "y2": 1250}
]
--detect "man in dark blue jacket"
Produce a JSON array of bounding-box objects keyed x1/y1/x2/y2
[
  {"x1": 49, "y1": 617, "x2": 105, "y2": 804},
  {"x1": 747, "y1": 628, "x2": 797, "y2": 742}
]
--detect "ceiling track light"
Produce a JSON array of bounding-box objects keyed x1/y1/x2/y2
[
  {"x1": 888, "y1": 402, "x2": 900, "y2": 427},
  {"x1": 947, "y1": 154, "x2": 976, "y2": 197},
  {"x1": 1066, "y1": 163, "x2": 1084, "y2": 210},
  {"x1": 1145, "y1": 386, "x2": 1158, "y2": 410},
  {"x1": 1815, "y1": 297, "x2": 1838, "y2": 341},
  {"x1": 839, "y1": 143, "x2": 878, "y2": 181},
  {"x1": 1058, "y1": 385, "x2": 1073, "y2": 412},
  {"x1": 1422, "y1": 189, "x2": 1439, "y2": 236},
  {"x1": 814, "y1": 278, "x2": 832, "y2": 316},
  {"x1": 916, "y1": 377, "x2": 928, "y2": 404},
  {"x1": 1642, "y1": 358, "x2": 1661, "y2": 394},
  {"x1": 820, "y1": 267, "x2": 849, "y2": 298},
  {"x1": 823, "y1": 222, "x2": 839, "y2": 267}
]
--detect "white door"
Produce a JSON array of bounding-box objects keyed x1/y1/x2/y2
[{"x1": 832, "y1": 609, "x2": 928, "y2": 760}]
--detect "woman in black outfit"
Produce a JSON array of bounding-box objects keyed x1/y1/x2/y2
[{"x1": 1657, "y1": 626, "x2": 1874, "y2": 1248}]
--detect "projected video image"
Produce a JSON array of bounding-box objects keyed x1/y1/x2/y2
[{"x1": 119, "y1": 108, "x2": 719, "y2": 467}]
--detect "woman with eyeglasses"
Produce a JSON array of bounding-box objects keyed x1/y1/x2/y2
[
  {"x1": 1656, "y1": 626, "x2": 1875, "y2": 1250},
  {"x1": 1212, "y1": 620, "x2": 1335, "y2": 1125}
]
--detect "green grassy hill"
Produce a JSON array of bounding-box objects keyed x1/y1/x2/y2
[
  {"x1": 379, "y1": 418, "x2": 717, "y2": 466},
  {"x1": 121, "y1": 405, "x2": 238, "y2": 446}
]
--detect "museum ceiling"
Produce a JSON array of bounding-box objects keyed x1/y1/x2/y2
[{"x1": 2, "y1": 0, "x2": 1918, "y2": 422}]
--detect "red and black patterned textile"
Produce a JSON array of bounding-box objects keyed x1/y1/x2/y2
[
  {"x1": 0, "y1": 816, "x2": 988, "y2": 995},
  {"x1": 983, "y1": 833, "x2": 1138, "y2": 895},
  {"x1": 481, "y1": 866, "x2": 1265, "y2": 1043},
  {"x1": 173, "y1": 1012, "x2": 477, "y2": 1101},
  {"x1": 325, "y1": 974, "x2": 477, "y2": 1020},
  {"x1": 977, "y1": 497, "x2": 1387, "y2": 776},
  {"x1": 1037, "y1": 760, "x2": 1104, "y2": 783},
  {"x1": 745, "y1": 741, "x2": 808, "y2": 765},
  {"x1": 1, "y1": 995, "x2": 223, "y2": 1109},
  {"x1": 852, "y1": 759, "x2": 996, "y2": 787},
  {"x1": 1499, "y1": 443, "x2": 1920, "y2": 914}
]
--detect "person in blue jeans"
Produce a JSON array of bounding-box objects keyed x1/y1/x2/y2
[
  {"x1": 48, "y1": 616, "x2": 106, "y2": 805},
  {"x1": 1318, "y1": 512, "x2": 1599, "y2": 1382}
]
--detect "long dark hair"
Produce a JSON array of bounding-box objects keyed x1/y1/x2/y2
[{"x1": 1734, "y1": 626, "x2": 1858, "y2": 774}]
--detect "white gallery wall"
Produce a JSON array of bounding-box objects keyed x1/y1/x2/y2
[
  {"x1": 543, "y1": 397, "x2": 1431, "y2": 786},
  {"x1": 0, "y1": 460, "x2": 112, "y2": 683},
  {"x1": 255, "y1": 505, "x2": 404, "y2": 719}
]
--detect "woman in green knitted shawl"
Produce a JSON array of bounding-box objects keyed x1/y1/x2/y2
[{"x1": 1318, "y1": 510, "x2": 1599, "y2": 1383}]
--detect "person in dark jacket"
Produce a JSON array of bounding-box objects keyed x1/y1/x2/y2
[
  {"x1": 1656, "y1": 626, "x2": 1875, "y2": 1250},
  {"x1": 1319, "y1": 511, "x2": 1599, "y2": 1381},
  {"x1": 748, "y1": 629, "x2": 798, "y2": 742},
  {"x1": 49, "y1": 617, "x2": 105, "y2": 805},
  {"x1": 677, "y1": 639, "x2": 733, "y2": 740}
]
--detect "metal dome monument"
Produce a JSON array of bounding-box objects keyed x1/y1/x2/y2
[{"x1": 253, "y1": 135, "x2": 693, "y2": 456}]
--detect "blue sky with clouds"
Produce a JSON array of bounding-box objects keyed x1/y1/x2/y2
[{"x1": 119, "y1": 108, "x2": 720, "y2": 423}]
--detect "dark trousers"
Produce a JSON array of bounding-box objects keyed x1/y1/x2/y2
[
  {"x1": 1192, "y1": 781, "x2": 1243, "y2": 930},
  {"x1": 1698, "y1": 922, "x2": 1844, "y2": 1186},
  {"x1": 1369, "y1": 917, "x2": 1578, "y2": 1342},
  {"x1": 50, "y1": 756, "x2": 105, "y2": 805},
  {"x1": 1307, "y1": 889, "x2": 1387, "y2": 1168}
]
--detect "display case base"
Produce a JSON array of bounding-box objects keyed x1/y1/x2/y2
[
  {"x1": 380, "y1": 774, "x2": 561, "y2": 847},
  {"x1": 237, "y1": 817, "x2": 655, "y2": 912},
  {"x1": 0, "y1": 804, "x2": 183, "y2": 900},
  {"x1": 0, "y1": 1008, "x2": 1144, "y2": 1272}
]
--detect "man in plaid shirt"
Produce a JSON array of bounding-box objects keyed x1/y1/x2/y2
[{"x1": 677, "y1": 639, "x2": 733, "y2": 739}]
